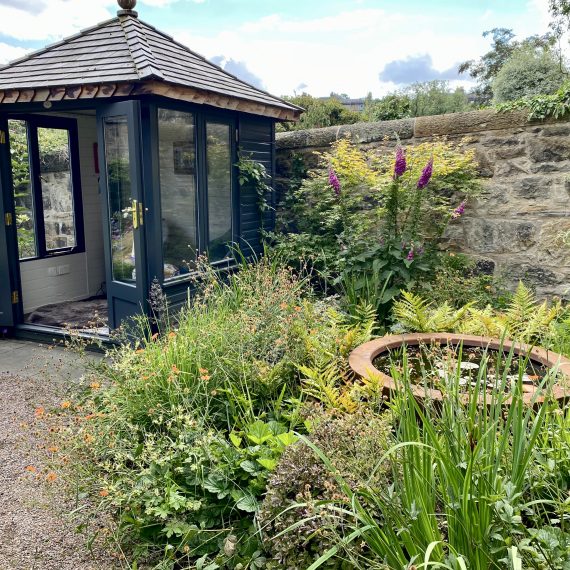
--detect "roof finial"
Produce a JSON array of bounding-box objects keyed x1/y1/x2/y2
[{"x1": 117, "y1": 0, "x2": 138, "y2": 17}]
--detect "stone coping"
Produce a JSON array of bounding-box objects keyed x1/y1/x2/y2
[
  {"x1": 276, "y1": 108, "x2": 533, "y2": 150},
  {"x1": 348, "y1": 333, "x2": 570, "y2": 404}
]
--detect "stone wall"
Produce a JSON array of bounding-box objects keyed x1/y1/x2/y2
[{"x1": 276, "y1": 109, "x2": 570, "y2": 298}]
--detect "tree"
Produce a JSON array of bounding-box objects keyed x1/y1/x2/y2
[
  {"x1": 278, "y1": 93, "x2": 361, "y2": 131},
  {"x1": 492, "y1": 47, "x2": 567, "y2": 102},
  {"x1": 459, "y1": 28, "x2": 557, "y2": 105},
  {"x1": 402, "y1": 81, "x2": 470, "y2": 116}
]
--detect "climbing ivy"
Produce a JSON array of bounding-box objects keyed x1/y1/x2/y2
[{"x1": 496, "y1": 80, "x2": 570, "y2": 120}]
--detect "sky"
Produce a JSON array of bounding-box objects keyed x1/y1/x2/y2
[{"x1": 0, "y1": 0, "x2": 555, "y2": 99}]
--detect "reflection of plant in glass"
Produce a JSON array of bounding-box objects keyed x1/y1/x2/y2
[{"x1": 8, "y1": 120, "x2": 36, "y2": 258}]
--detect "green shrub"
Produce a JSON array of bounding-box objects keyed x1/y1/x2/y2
[
  {"x1": 259, "y1": 407, "x2": 393, "y2": 569},
  {"x1": 492, "y1": 47, "x2": 567, "y2": 103}
]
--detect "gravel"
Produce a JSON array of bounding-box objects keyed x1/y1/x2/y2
[{"x1": 0, "y1": 344, "x2": 117, "y2": 570}]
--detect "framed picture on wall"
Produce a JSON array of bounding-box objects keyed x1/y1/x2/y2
[{"x1": 173, "y1": 141, "x2": 195, "y2": 175}]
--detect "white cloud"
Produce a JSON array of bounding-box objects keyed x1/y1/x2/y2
[
  {"x1": 0, "y1": 42, "x2": 32, "y2": 65},
  {"x1": 174, "y1": 9, "x2": 490, "y2": 98}
]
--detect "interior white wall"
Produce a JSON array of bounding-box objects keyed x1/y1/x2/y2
[{"x1": 20, "y1": 112, "x2": 106, "y2": 314}]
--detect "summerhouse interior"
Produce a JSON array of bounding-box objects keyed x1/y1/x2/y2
[{"x1": 10, "y1": 110, "x2": 109, "y2": 334}]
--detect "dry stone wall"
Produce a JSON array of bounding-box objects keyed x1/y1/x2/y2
[{"x1": 275, "y1": 109, "x2": 570, "y2": 298}]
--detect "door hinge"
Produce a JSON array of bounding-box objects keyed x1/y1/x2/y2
[
  {"x1": 11, "y1": 290, "x2": 19, "y2": 304},
  {"x1": 5, "y1": 212, "x2": 12, "y2": 226},
  {"x1": 235, "y1": 129, "x2": 239, "y2": 143},
  {"x1": 0, "y1": 130, "x2": 5, "y2": 144}
]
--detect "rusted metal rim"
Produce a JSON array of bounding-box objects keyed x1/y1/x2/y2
[{"x1": 348, "y1": 333, "x2": 570, "y2": 404}]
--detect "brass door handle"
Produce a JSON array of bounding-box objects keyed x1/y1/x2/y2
[{"x1": 132, "y1": 199, "x2": 138, "y2": 229}]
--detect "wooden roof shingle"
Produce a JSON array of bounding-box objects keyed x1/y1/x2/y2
[{"x1": 0, "y1": 13, "x2": 301, "y2": 120}]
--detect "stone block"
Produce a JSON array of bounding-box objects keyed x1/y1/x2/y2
[
  {"x1": 464, "y1": 219, "x2": 537, "y2": 253},
  {"x1": 512, "y1": 177, "x2": 551, "y2": 199},
  {"x1": 414, "y1": 109, "x2": 529, "y2": 138},
  {"x1": 527, "y1": 137, "x2": 570, "y2": 163}
]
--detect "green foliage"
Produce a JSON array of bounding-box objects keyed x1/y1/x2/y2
[
  {"x1": 236, "y1": 153, "x2": 273, "y2": 219},
  {"x1": 492, "y1": 47, "x2": 567, "y2": 103},
  {"x1": 496, "y1": 80, "x2": 570, "y2": 120},
  {"x1": 401, "y1": 81, "x2": 470, "y2": 117},
  {"x1": 259, "y1": 407, "x2": 393, "y2": 569},
  {"x1": 414, "y1": 253, "x2": 509, "y2": 309},
  {"x1": 61, "y1": 257, "x2": 376, "y2": 568},
  {"x1": 459, "y1": 28, "x2": 558, "y2": 105},
  {"x1": 270, "y1": 138, "x2": 481, "y2": 318},
  {"x1": 295, "y1": 350, "x2": 568, "y2": 569},
  {"x1": 278, "y1": 93, "x2": 362, "y2": 132},
  {"x1": 393, "y1": 281, "x2": 566, "y2": 348},
  {"x1": 363, "y1": 93, "x2": 412, "y2": 121}
]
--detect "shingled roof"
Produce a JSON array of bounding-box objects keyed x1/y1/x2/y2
[{"x1": 0, "y1": 11, "x2": 302, "y2": 120}]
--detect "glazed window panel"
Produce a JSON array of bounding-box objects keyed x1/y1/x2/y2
[
  {"x1": 37, "y1": 127, "x2": 76, "y2": 251},
  {"x1": 158, "y1": 109, "x2": 198, "y2": 281},
  {"x1": 103, "y1": 115, "x2": 136, "y2": 283},
  {"x1": 8, "y1": 119, "x2": 37, "y2": 259},
  {"x1": 206, "y1": 122, "x2": 233, "y2": 262}
]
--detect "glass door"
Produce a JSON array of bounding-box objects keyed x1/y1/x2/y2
[
  {"x1": 0, "y1": 116, "x2": 21, "y2": 327},
  {"x1": 97, "y1": 101, "x2": 147, "y2": 331}
]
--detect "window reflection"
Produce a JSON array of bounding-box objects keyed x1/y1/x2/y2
[
  {"x1": 206, "y1": 122, "x2": 232, "y2": 262},
  {"x1": 37, "y1": 127, "x2": 76, "y2": 251},
  {"x1": 158, "y1": 109, "x2": 197, "y2": 281},
  {"x1": 104, "y1": 116, "x2": 135, "y2": 283},
  {"x1": 9, "y1": 119, "x2": 37, "y2": 259}
]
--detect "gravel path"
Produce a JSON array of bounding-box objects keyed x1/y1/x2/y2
[{"x1": 0, "y1": 341, "x2": 117, "y2": 570}]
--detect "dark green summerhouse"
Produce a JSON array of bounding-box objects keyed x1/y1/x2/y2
[{"x1": 0, "y1": 0, "x2": 301, "y2": 337}]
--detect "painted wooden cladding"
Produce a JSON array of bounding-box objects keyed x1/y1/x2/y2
[{"x1": 238, "y1": 116, "x2": 275, "y2": 256}]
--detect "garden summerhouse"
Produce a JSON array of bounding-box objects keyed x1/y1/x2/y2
[{"x1": 0, "y1": 0, "x2": 301, "y2": 337}]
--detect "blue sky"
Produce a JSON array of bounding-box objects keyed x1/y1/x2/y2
[{"x1": 0, "y1": 0, "x2": 554, "y2": 98}]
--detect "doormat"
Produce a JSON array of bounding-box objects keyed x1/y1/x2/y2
[{"x1": 25, "y1": 297, "x2": 108, "y2": 330}]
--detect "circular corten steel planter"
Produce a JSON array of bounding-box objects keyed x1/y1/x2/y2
[{"x1": 349, "y1": 333, "x2": 570, "y2": 404}]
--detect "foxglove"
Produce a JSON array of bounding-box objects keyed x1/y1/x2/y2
[{"x1": 417, "y1": 157, "x2": 433, "y2": 189}]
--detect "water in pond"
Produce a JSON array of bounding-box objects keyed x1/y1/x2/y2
[{"x1": 373, "y1": 343, "x2": 550, "y2": 392}]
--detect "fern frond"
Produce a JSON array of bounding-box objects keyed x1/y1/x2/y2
[{"x1": 393, "y1": 291, "x2": 432, "y2": 332}]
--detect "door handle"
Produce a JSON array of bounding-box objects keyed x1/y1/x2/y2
[
  {"x1": 132, "y1": 199, "x2": 138, "y2": 229},
  {"x1": 138, "y1": 202, "x2": 144, "y2": 226}
]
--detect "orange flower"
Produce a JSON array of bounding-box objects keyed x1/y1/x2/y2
[
  {"x1": 60, "y1": 401, "x2": 71, "y2": 409},
  {"x1": 47, "y1": 445, "x2": 59, "y2": 453},
  {"x1": 171, "y1": 365, "x2": 180, "y2": 374},
  {"x1": 99, "y1": 489, "x2": 109, "y2": 497},
  {"x1": 199, "y1": 367, "x2": 209, "y2": 375},
  {"x1": 279, "y1": 302, "x2": 288, "y2": 310},
  {"x1": 34, "y1": 406, "x2": 45, "y2": 418},
  {"x1": 168, "y1": 332, "x2": 176, "y2": 339},
  {"x1": 25, "y1": 465, "x2": 37, "y2": 473},
  {"x1": 136, "y1": 349, "x2": 145, "y2": 354},
  {"x1": 200, "y1": 374, "x2": 211, "y2": 381},
  {"x1": 46, "y1": 472, "x2": 57, "y2": 482},
  {"x1": 90, "y1": 381, "x2": 101, "y2": 390},
  {"x1": 151, "y1": 333, "x2": 159, "y2": 341},
  {"x1": 84, "y1": 434, "x2": 94, "y2": 444},
  {"x1": 294, "y1": 306, "x2": 302, "y2": 312}
]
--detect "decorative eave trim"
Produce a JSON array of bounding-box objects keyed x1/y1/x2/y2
[{"x1": 0, "y1": 81, "x2": 301, "y2": 121}]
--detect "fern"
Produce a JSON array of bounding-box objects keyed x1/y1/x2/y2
[
  {"x1": 299, "y1": 363, "x2": 356, "y2": 412},
  {"x1": 393, "y1": 291, "x2": 471, "y2": 333}
]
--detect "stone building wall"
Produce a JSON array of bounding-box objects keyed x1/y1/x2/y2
[{"x1": 275, "y1": 109, "x2": 570, "y2": 298}]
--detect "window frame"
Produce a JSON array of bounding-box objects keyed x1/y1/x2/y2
[
  {"x1": 8, "y1": 114, "x2": 85, "y2": 262},
  {"x1": 151, "y1": 102, "x2": 238, "y2": 286}
]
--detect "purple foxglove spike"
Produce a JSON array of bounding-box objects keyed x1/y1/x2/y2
[
  {"x1": 394, "y1": 146, "x2": 407, "y2": 178},
  {"x1": 328, "y1": 168, "x2": 341, "y2": 196},
  {"x1": 406, "y1": 248, "x2": 414, "y2": 261},
  {"x1": 417, "y1": 157, "x2": 434, "y2": 189}
]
